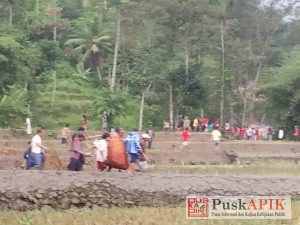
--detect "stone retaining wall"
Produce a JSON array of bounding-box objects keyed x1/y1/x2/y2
[{"x1": 0, "y1": 171, "x2": 299, "y2": 211}]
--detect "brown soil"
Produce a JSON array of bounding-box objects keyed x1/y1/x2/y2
[{"x1": 0, "y1": 130, "x2": 300, "y2": 170}]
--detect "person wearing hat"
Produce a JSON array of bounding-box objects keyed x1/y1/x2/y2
[
  {"x1": 124, "y1": 128, "x2": 141, "y2": 173},
  {"x1": 146, "y1": 125, "x2": 155, "y2": 150}
]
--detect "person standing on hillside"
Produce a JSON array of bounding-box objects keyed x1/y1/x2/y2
[
  {"x1": 225, "y1": 121, "x2": 230, "y2": 132},
  {"x1": 278, "y1": 128, "x2": 284, "y2": 140},
  {"x1": 211, "y1": 127, "x2": 222, "y2": 150},
  {"x1": 124, "y1": 129, "x2": 141, "y2": 173},
  {"x1": 146, "y1": 125, "x2": 155, "y2": 150},
  {"x1": 28, "y1": 129, "x2": 49, "y2": 170},
  {"x1": 59, "y1": 124, "x2": 71, "y2": 145},
  {"x1": 207, "y1": 121, "x2": 214, "y2": 132},
  {"x1": 101, "y1": 112, "x2": 109, "y2": 131},
  {"x1": 82, "y1": 112, "x2": 88, "y2": 131},
  {"x1": 177, "y1": 115, "x2": 184, "y2": 131},
  {"x1": 193, "y1": 117, "x2": 199, "y2": 132},
  {"x1": 214, "y1": 118, "x2": 220, "y2": 129},
  {"x1": 163, "y1": 120, "x2": 170, "y2": 133},
  {"x1": 200, "y1": 116, "x2": 209, "y2": 132},
  {"x1": 267, "y1": 127, "x2": 273, "y2": 141},
  {"x1": 184, "y1": 116, "x2": 191, "y2": 130},
  {"x1": 240, "y1": 126, "x2": 247, "y2": 140},
  {"x1": 293, "y1": 126, "x2": 299, "y2": 141},
  {"x1": 235, "y1": 125, "x2": 241, "y2": 140},
  {"x1": 246, "y1": 127, "x2": 253, "y2": 140}
]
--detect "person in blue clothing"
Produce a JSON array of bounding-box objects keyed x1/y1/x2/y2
[{"x1": 124, "y1": 128, "x2": 141, "y2": 173}]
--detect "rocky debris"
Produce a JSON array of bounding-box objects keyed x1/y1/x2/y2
[
  {"x1": 225, "y1": 151, "x2": 240, "y2": 164},
  {"x1": 0, "y1": 170, "x2": 299, "y2": 211}
]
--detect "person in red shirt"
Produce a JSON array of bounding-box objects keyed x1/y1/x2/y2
[
  {"x1": 240, "y1": 126, "x2": 247, "y2": 140},
  {"x1": 200, "y1": 117, "x2": 209, "y2": 132},
  {"x1": 235, "y1": 126, "x2": 241, "y2": 140},
  {"x1": 180, "y1": 127, "x2": 191, "y2": 149},
  {"x1": 228, "y1": 127, "x2": 234, "y2": 140},
  {"x1": 214, "y1": 118, "x2": 220, "y2": 129},
  {"x1": 255, "y1": 127, "x2": 261, "y2": 140}
]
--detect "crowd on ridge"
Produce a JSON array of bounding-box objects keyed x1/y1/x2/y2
[{"x1": 21, "y1": 112, "x2": 300, "y2": 172}]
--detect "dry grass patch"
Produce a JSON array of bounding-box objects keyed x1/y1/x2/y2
[
  {"x1": 150, "y1": 164, "x2": 300, "y2": 177},
  {"x1": 0, "y1": 202, "x2": 299, "y2": 225}
]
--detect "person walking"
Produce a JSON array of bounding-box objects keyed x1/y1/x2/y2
[
  {"x1": 211, "y1": 127, "x2": 222, "y2": 150},
  {"x1": 124, "y1": 129, "x2": 141, "y2": 173},
  {"x1": 179, "y1": 127, "x2": 191, "y2": 149},
  {"x1": 28, "y1": 129, "x2": 49, "y2": 170},
  {"x1": 93, "y1": 132, "x2": 110, "y2": 171},
  {"x1": 68, "y1": 127, "x2": 92, "y2": 171}
]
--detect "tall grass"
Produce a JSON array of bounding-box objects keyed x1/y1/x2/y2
[
  {"x1": 0, "y1": 203, "x2": 299, "y2": 225},
  {"x1": 151, "y1": 164, "x2": 300, "y2": 177}
]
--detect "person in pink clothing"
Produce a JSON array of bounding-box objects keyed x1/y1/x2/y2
[
  {"x1": 293, "y1": 126, "x2": 299, "y2": 141},
  {"x1": 180, "y1": 127, "x2": 191, "y2": 149},
  {"x1": 255, "y1": 127, "x2": 261, "y2": 140}
]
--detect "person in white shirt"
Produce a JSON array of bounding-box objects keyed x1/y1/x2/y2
[
  {"x1": 246, "y1": 127, "x2": 253, "y2": 140},
  {"x1": 93, "y1": 133, "x2": 110, "y2": 171},
  {"x1": 28, "y1": 129, "x2": 49, "y2": 170},
  {"x1": 278, "y1": 129, "x2": 284, "y2": 140}
]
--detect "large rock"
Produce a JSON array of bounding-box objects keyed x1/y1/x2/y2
[{"x1": 0, "y1": 170, "x2": 299, "y2": 211}]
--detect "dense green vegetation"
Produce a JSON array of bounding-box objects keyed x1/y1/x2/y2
[{"x1": 1, "y1": 0, "x2": 300, "y2": 131}]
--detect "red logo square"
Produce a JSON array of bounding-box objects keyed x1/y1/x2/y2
[{"x1": 187, "y1": 197, "x2": 209, "y2": 218}]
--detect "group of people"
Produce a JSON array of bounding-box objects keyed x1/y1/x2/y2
[
  {"x1": 174, "y1": 115, "x2": 219, "y2": 132},
  {"x1": 169, "y1": 115, "x2": 300, "y2": 141},
  {"x1": 67, "y1": 127, "x2": 152, "y2": 172},
  {"x1": 23, "y1": 124, "x2": 153, "y2": 173}
]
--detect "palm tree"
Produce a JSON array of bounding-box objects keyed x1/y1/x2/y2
[{"x1": 64, "y1": 35, "x2": 111, "y2": 80}]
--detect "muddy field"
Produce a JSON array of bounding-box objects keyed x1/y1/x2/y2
[
  {"x1": 0, "y1": 129, "x2": 299, "y2": 216},
  {"x1": 0, "y1": 129, "x2": 299, "y2": 170}
]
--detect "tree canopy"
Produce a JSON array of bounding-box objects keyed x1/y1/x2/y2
[{"x1": 0, "y1": 0, "x2": 300, "y2": 133}]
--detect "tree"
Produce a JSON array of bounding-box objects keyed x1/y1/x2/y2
[{"x1": 64, "y1": 35, "x2": 111, "y2": 79}]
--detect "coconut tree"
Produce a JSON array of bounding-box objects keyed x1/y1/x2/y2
[{"x1": 64, "y1": 35, "x2": 111, "y2": 80}]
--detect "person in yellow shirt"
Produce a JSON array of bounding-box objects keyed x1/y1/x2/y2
[
  {"x1": 211, "y1": 128, "x2": 222, "y2": 150},
  {"x1": 193, "y1": 117, "x2": 199, "y2": 132}
]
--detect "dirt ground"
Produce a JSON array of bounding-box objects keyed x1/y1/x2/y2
[{"x1": 0, "y1": 129, "x2": 300, "y2": 170}]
